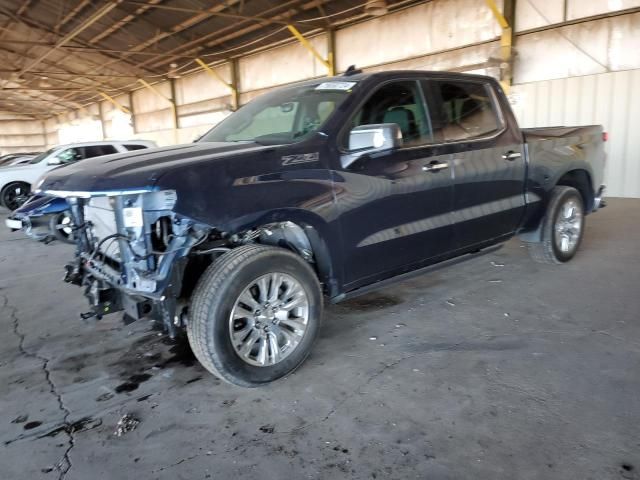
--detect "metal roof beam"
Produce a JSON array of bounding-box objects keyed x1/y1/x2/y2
[
  {"x1": 123, "y1": 0, "x2": 326, "y2": 28},
  {"x1": 0, "y1": 4, "x2": 154, "y2": 77},
  {"x1": 18, "y1": 1, "x2": 122, "y2": 78},
  {"x1": 88, "y1": 0, "x2": 162, "y2": 44},
  {"x1": 55, "y1": 0, "x2": 92, "y2": 32}
]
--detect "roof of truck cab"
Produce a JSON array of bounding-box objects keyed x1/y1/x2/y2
[{"x1": 286, "y1": 70, "x2": 500, "y2": 90}]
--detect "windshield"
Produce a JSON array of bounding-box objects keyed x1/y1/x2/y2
[
  {"x1": 29, "y1": 148, "x2": 57, "y2": 164},
  {"x1": 199, "y1": 82, "x2": 355, "y2": 145}
]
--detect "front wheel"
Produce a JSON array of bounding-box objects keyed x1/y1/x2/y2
[
  {"x1": 526, "y1": 186, "x2": 585, "y2": 264},
  {"x1": 187, "y1": 244, "x2": 323, "y2": 387},
  {"x1": 49, "y1": 211, "x2": 75, "y2": 244}
]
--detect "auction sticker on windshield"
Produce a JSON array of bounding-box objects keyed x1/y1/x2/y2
[{"x1": 315, "y1": 81, "x2": 357, "y2": 91}]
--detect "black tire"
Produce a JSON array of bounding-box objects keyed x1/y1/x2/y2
[
  {"x1": 526, "y1": 186, "x2": 585, "y2": 264},
  {"x1": 187, "y1": 244, "x2": 323, "y2": 387},
  {"x1": 0, "y1": 182, "x2": 31, "y2": 211},
  {"x1": 49, "y1": 211, "x2": 75, "y2": 244}
]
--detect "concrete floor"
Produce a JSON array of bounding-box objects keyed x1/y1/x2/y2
[{"x1": 0, "y1": 198, "x2": 639, "y2": 480}]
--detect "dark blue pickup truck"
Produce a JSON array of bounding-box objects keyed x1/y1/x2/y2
[{"x1": 37, "y1": 70, "x2": 606, "y2": 387}]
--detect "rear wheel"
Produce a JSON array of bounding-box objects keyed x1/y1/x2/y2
[
  {"x1": 1, "y1": 182, "x2": 31, "y2": 211},
  {"x1": 187, "y1": 244, "x2": 322, "y2": 387},
  {"x1": 49, "y1": 211, "x2": 75, "y2": 244},
  {"x1": 526, "y1": 186, "x2": 585, "y2": 264}
]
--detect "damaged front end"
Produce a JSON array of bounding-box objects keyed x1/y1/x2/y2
[{"x1": 49, "y1": 188, "x2": 219, "y2": 336}]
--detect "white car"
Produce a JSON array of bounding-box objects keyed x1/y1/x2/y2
[{"x1": 0, "y1": 140, "x2": 156, "y2": 210}]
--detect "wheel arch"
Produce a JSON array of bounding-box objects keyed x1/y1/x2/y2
[
  {"x1": 228, "y1": 209, "x2": 343, "y2": 298},
  {"x1": 555, "y1": 169, "x2": 594, "y2": 212}
]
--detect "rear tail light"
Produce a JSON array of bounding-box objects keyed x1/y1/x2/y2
[{"x1": 602, "y1": 131, "x2": 608, "y2": 142}]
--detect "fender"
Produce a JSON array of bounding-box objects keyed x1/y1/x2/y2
[{"x1": 221, "y1": 207, "x2": 344, "y2": 297}]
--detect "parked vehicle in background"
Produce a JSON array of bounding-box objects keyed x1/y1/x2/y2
[
  {"x1": 5, "y1": 194, "x2": 73, "y2": 243},
  {"x1": 0, "y1": 152, "x2": 40, "y2": 167},
  {"x1": 37, "y1": 70, "x2": 606, "y2": 387},
  {"x1": 4, "y1": 155, "x2": 37, "y2": 167},
  {"x1": 0, "y1": 140, "x2": 156, "y2": 210}
]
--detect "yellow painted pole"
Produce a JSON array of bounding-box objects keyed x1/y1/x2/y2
[
  {"x1": 99, "y1": 91, "x2": 131, "y2": 115},
  {"x1": 484, "y1": 0, "x2": 509, "y2": 28},
  {"x1": 194, "y1": 58, "x2": 238, "y2": 110},
  {"x1": 484, "y1": 0, "x2": 512, "y2": 93},
  {"x1": 286, "y1": 24, "x2": 332, "y2": 75}
]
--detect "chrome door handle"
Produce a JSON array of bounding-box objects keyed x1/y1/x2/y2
[
  {"x1": 422, "y1": 161, "x2": 449, "y2": 172},
  {"x1": 502, "y1": 151, "x2": 522, "y2": 161}
]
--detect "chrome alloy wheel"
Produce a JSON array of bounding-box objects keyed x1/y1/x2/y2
[
  {"x1": 56, "y1": 213, "x2": 73, "y2": 238},
  {"x1": 554, "y1": 197, "x2": 583, "y2": 253},
  {"x1": 229, "y1": 272, "x2": 310, "y2": 367}
]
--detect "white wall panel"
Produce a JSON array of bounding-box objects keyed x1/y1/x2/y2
[
  {"x1": 336, "y1": 0, "x2": 502, "y2": 71},
  {"x1": 239, "y1": 34, "x2": 328, "y2": 91},
  {"x1": 132, "y1": 82, "x2": 172, "y2": 114},
  {"x1": 361, "y1": 41, "x2": 500, "y2": 76},
  {"x1": 176, "y1": 65, "x2": 232, "y2": 105},
  {"x1": 514, "y1": 13, "x2": 640, "y2": 83},
  {"x1": 567, "y1": 0, "x2": 640, "y2": 19},
  {"x1": 511, "y1": 69, "x2": 640, "y2": 197},
  {"x1": 516, "y1": 0, "x2": 564, "y2": 31}
]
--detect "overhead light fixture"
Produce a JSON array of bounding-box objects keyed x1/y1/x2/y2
[
  {"x1": 167, "y1": 63, "x2": 181, "y2": 79},
  {"x1": 365, "y1": 0, "x2": 388, "y2": 16}
]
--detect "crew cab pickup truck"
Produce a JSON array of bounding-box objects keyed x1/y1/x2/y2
[{"x1": 37, "y1": 70, "x2": 606, "y2": 387}]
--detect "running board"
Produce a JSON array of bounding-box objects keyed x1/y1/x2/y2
[{"x1": 331, "y1": 244, "x2": 503, "y2": 304}]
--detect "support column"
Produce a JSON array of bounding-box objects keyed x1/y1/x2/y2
[
  {"x1": 327, "y1": 28, "x2": 336, "y2": 76},
  {"x1": 128, "y1": 92, "x2": 137, "y2": 134},
  {"x1": 485, "y1": 0, "x2": 515, "y2": 92},
  {"x1": 98, "y1": 100, "x2": 106, "y2": 140},
  {"x1": 229, "y1": 58, "x2": 239, "y2": 111}
]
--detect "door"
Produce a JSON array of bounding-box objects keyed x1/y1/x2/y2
[
  {"x1": 426, "y1": 78, "x2": 526, "y2": 249},
  {"x1": 334, "y1": 80, "x2": 455, "y2": 288}
]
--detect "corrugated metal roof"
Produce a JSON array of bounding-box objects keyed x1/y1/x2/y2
[{"x1": 0, "y1": 0, "x2": 426, "y2": 119}]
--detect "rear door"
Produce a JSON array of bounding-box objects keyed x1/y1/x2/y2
[
  {"x1": 335, "y1": 79, "x2": 455, "y2": 288},
  {"x1": 425, "y1": 78, "x2": 526, "y2": 249}
]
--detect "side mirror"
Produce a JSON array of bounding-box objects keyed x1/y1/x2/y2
[
  {"x1": 47, "y1": 158, "x2": 62, "y2": 166},
  {"x1": 348, "y1": 123, "x2": 403, "y2": 152},
  {"x1": 342, "y1": 123, "x2": 403, "y2": 168}
]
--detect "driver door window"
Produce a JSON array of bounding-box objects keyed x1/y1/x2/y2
[
  {"x1": 54, "y1": 148, "x2": 81, "y2": 164},
  {"x1": 346, "y1": 80, "x2": 433, "y2": 148}
]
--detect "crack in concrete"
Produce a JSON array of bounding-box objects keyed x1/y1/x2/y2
[{"x1": 1, "y1": 293, "x2": 75, "y2": 480}]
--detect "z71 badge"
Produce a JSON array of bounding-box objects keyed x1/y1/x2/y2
[{"x1": 281, "y1": 152, "x2": 320, "y2": 166}]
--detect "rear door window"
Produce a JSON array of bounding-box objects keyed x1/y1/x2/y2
[
  {"x1": 80, "y1": 144, "x2": 118, "y2": 159},
  {"x1": 427, "y1": 80, "x2": 502, "y2": 142},
  {"x1": 124, "y1": 144, "x2": 149, "y2": 151}
]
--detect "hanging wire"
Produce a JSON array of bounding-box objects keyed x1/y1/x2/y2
[{"x1": 297, "y1": 2, "x2": 369, "y2": 23}]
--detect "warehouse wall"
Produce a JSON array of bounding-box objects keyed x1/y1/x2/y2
[
  {"x1": 511, "y1": 69, "x2": 640, "y2": 198},
  {"x1": 1, "y1": 0, "x2": 638, "y2": 196},
  {"x1": 0, "y1": 120, "x2": 46, "y2": 154}
]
